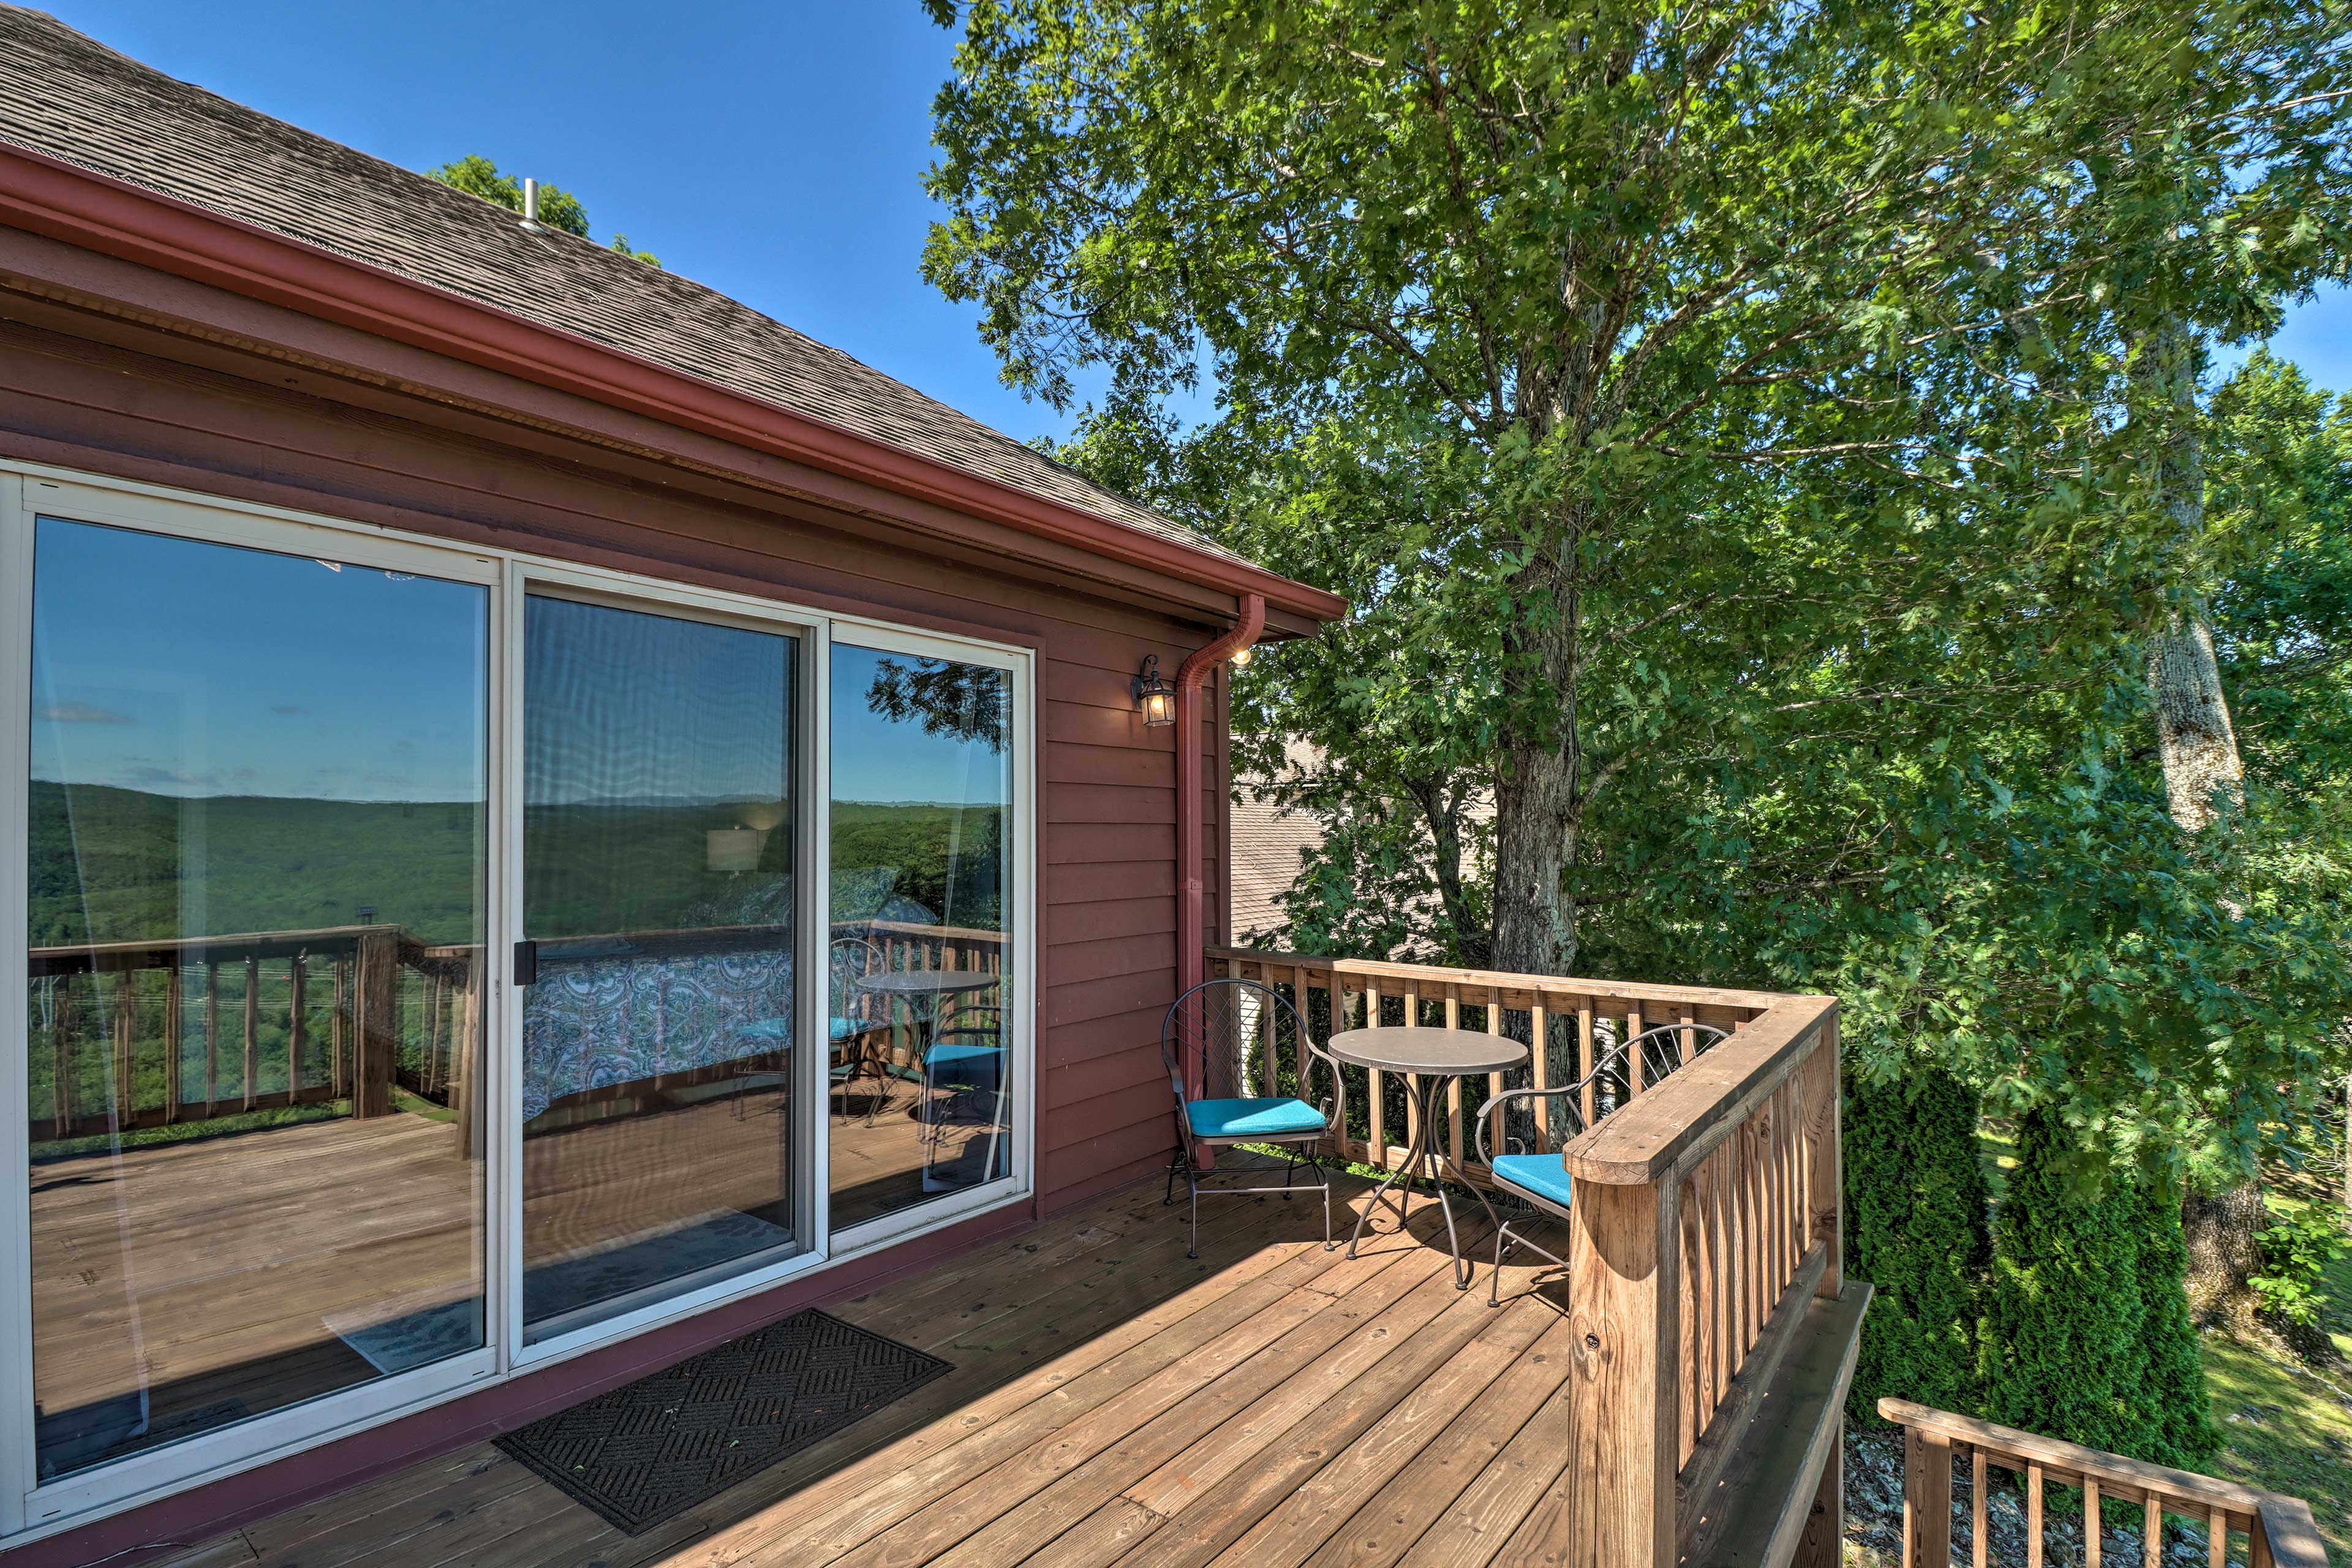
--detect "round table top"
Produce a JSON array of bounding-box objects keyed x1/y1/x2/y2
[
  {"x1": 856, "y1": 970, "x2": 1001, "y2": 995},
  {"x1": 1326, "y1": 1025, "x2": 1528, "y2": 1076}
]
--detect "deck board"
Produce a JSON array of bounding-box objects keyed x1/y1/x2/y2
[{"x1": 156, "y1": 1169, "x2": 1580, "y2": 1568}]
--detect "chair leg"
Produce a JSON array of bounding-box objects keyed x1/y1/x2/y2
[
  {"x1": 1187, "y1": 1170, "x2": 1200, "y2": 1261},
  {"x1": 1490, "y1": 1220, "x2": 1509, "y2": 1307}
]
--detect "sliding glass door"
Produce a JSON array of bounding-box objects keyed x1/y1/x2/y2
[
  {"x1": 827, "y1": 639, "x2": 1015, "y2": 1232},
  {"x1": 6, "y1": 475, "x2": 1030, "y2": 1524},
  {"x1": 20, "y1": 513, "x2": 490, "y2": 1483},
  {"x1": 518, "y1": 590, "x2": 803, "y2": 1344}
]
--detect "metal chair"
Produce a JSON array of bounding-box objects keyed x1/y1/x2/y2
[
  {"x1": 1161, "y1": 977, "x2": 1344, "y2": 1258},
  {"x1": 1476, "y1": 1020, "x2": 1728, "y2": 1305},
  {"x1": 827, "y1": 935, "x2": 895, "y2": 1123},
  {"x1": 924, "y1": 1004, "x2": 1009, "y2": 1185}
]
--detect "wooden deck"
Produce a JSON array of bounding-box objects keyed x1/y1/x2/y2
[{"x1": 159, "y1": 1163, "x2": 1586, "y2": 1568}]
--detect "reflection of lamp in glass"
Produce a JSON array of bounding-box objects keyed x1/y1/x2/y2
[
  {"x1": 1134, "y1": 654, "x2": 1176, "y2": 728},
  {"x1": 706, "y1": 827, "x2": 764, "y2": 873}
]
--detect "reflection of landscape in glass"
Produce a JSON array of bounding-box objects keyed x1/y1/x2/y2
[
  {"x1": 24, "y1": 516, "x2": 488, "y2": 1480},
  {"x1": 523, "y1": 595, "x2": 793, "y2": 939},
  {"x1": 830, "y1": 647, "x2": 1009, "y2": 932},
  {"x1": 519, "y1": 594, "x2": 799, "y2": 1340},
  {"x1": 829, "y1": 645, "x2": 1013, "y2": 1228}
]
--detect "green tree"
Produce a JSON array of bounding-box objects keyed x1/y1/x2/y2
[
  {"x1": 425, "y1": 154, "x2": 658, "y2": 265},
  {"x1": 1981, "y1": 1106, "x2": 2158, "y2": 1457},
  {"x1": 925, "y1": 0, "x2": 2352, "y2": 987},
  {"x1": 1845, "y1": 1065, "x2": 1989, "y2": 1425}
]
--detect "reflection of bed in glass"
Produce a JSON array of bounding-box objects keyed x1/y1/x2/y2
[{"x1": 519, "y1": 932, "x2": 796, "y2": 1337}]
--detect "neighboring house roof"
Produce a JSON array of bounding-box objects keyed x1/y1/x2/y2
[
  {"x1": 1229, "y1": 739, "x2": 1493, "y2": 954},
  {"x1": 0, "y1": 6, "x2": 1283, "y2": 589},
  {"x1": 1230, "y1": 793, "x2": 1325, "y2": 946}
]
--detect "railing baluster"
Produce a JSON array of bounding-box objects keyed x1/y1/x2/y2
[
  {"x1": 1442, "y1": 989, "x2": 1463, "y2": 1169},
  {"x1": 2026, "y1": 1462, "x2": 2046, "y2": 1568},
  {"x1": 241, "y1": 954, "x2": 259, "y2": 1112},
  {"x1": 164, "y1": 956, "x2": 183, "y2": 1124},
  {"x1": 288, "y1": 952, "x2": 305, "y2": 1099},
  {"x1": 111, "y1": 966, "x2": 134, "y2": 1125},
  {"x1": 1483, "y1": 987, "x2": 1504, "y2": 1125},
  {"x1": 2087, "y1": 1479, "x2": 2103, "y2": 1568},
  {"x1": 1365, "y1": 982, "x2": 1385, "y2": 1166},
  {"x1": 1577, "y1": 998, "x2": 1596, "y2": 1128},
  {"x1": 51, "y1": 975, "x2": 75, "y2": 1137},
  {"x1": 203, "y1": 962, "x2": 219, "y2": 1118},
  {"x1": 1974, "y1": 1446, "x2": 1990, "y2": 1568},
  {"x1": 2146, "y1": 1496, "x2": 2163, "y2": 1568},
  {"x1": 2208, "y1": 1507, "x2": 2226, "y2": 1568},
  {"x1": 1530, "y1": 1001, "x2": 1549, "y2": 1153}
]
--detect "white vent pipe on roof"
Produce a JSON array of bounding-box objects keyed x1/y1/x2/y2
[{"x1": 520, "y1": 177, "x2": 545, "y2": 234}]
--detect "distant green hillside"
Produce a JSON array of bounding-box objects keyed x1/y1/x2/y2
[
  {"x1": 29, "y1": 782, "x2": 483, "y2": 947},
  {"x1": 30, "y1": 783, "x2": 1005, "y2": 946}
]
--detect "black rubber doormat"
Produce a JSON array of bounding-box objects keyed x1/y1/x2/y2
[{"x1": 495, "y1": 1308, "x2": 952, "y2": 1534}]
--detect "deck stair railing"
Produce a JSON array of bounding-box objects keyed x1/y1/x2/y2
[
  {"x1": 1209, "y1": 945, "x2": 1858, "y2": 1568},
  {"x1": 1878, "y1": 1400, "x2": 2328, "y2": 1568}
]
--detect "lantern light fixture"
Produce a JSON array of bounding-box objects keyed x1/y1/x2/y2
[
  {"x1": 1134, "y1": 654, "x2": 1176, "y2": 727},
  {"x1": 1230, "y1": 643, "x2": 1253, "y2": 668}
]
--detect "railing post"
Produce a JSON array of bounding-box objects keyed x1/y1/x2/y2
[
  {"x1": 353, "y1": 926, "x2": 397, "y2": 1118},
  {"x1": 1548, "y1": 1172, "x2": 1680, "y2": 1568}
]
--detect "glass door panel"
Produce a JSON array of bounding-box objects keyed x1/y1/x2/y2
[
  {"x1": 828, "y1": 643, "x2": 1013, "y2": 1230},
  {"x1": 519, "y1": 593, "x2": 798, "y2": 1343},
  {"x1": 23, "y1": 517, "x2": 489, "y2": 1481}
]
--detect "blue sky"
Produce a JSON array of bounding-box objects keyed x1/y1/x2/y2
[{"x1": 43, "y1": 0, "x2": 2346, "y2": 448}]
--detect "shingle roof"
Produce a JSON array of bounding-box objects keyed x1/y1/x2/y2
[{"x1": 0, "y1": 6, "x2": 1240, "y2": 564}]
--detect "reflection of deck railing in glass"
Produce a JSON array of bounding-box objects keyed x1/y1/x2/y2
[
  {"x1": 24, "y1": 917, "x2": 1007, "y2": 1147},
  {"x1": 25, "y1": 927, "x2": 480, "y2": 1145},
  {"x1": 849, "y1": 918, "x2": 1005, "y2": 1075}
]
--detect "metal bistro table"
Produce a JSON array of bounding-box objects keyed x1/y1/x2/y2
[
  {"x1": 857, "y1": 968, "x2": 1005, "y2": 1189},
  {"x1": 1328, "y1": 1025, "x2": 1529, "y2": 1290}
]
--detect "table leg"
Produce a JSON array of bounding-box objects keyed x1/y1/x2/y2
[
  {"x1": 1347, "y1": 1071, "x2": 1438, "y2": 1260},
  {"x1": 1433, "y1": 1075, "x2": 1502, "y2": 1291}
]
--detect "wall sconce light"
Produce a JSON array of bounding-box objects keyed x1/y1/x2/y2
[
  {"x1": 1230, "y1": 643, "x2": 1253, "y2": 668},
  {"x1": 1134, "y1": 654, "x2": 1176, "y2": 728}
]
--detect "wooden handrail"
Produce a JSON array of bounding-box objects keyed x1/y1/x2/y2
[
  {"x1": 1212, "y1": 945, "x2": 1855, "y2": 1568},
  {"x1": 1562, "y1": 993, "x2": 1836, "y2": 1185},
  {"x1": 1878, "y1": 1399, "x2": 2329, "y2": 1568}
]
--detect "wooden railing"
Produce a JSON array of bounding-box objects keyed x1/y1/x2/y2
[
  {"x1": 1209, "y1": 946, "x2": 1861, "y2": 1568},
  {"x1": 26, "y1": 925, "x2": 478, "y2": 1144},
  {"x1": 1205, "y1": 948, "x2": 1789, "y2": 1183},
  {"x1": 1879, "y1": 1400, "x2": 2329, "y2": 1568}
]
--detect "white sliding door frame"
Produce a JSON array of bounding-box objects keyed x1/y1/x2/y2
[
  {"x1": 0, "y1": 475, "x2": 506, "y2": 1534},
  {"x1": 0, "y1": 461, "x2": 1041, "y2": 1546}
]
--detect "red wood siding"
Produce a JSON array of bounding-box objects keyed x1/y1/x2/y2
[{"x1": 0, "y1": 292, "x2": 1237, "y2": 1561}]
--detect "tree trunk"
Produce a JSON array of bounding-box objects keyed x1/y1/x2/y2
[
  {"x1": 2135, "y1": 317, "x2": 2264, "y2": 1305},
  {"x1": 2182, "y1": 1182, "x2": 2266, "y2": 1327},
  {"x1": 1489, "y1": 556, "x2": 1582, "y2": 978},
  {"x1": 2135, "y1": 318, "x2": 2244, "y2": 829},
  {"x1": 1491, "y1": 744, "x2": 1577, "y2": 975},
  {"x1": 1407, "y1": 776, "x2": 1488, "y2": 969},
  {"x1": 2146, "y1": 618, "x2": 2243, "y2": 831}
]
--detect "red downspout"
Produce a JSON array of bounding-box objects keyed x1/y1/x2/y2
[{"x1": 1175, "y1": 593, "x2": 1265, "y2": 1001}]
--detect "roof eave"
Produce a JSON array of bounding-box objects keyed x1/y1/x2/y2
[{"x1": 0, "y1": 138, "x2": 1346, "y2": 626}]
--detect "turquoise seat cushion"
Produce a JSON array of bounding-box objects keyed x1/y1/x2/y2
[
  {"x1": 926, "y1": 1042, "x2": 1005, "y2": 1074},
  {"x1": 1186, "y1": 1096, "x2": 1326, "y2": 1140},
  {"x1": 1490, "y1": 1153, "x2": 1577, "y2": 1212},
  {"x1": 829, "y1": 1014, "x2": 865, "y2": 1042}
]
